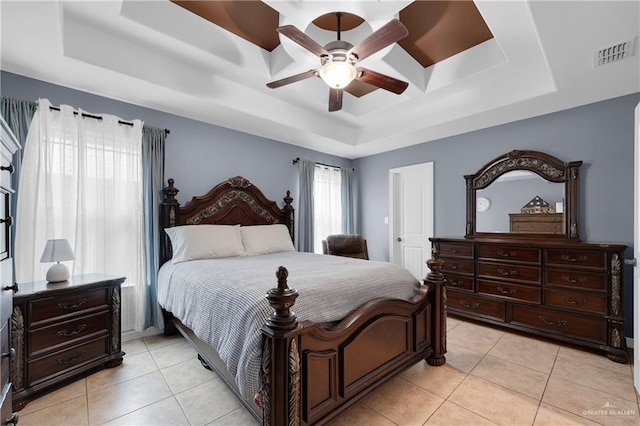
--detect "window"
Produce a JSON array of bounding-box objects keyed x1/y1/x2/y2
[
  {"x1": 15, "y1": 101, "x2": 144, "y2": 303},
  {"x1": 313, "y1": 165, "x2": 342, "y2": 253}
]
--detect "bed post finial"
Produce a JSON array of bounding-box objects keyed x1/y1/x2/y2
[
  {"x1": 283, "y1": 190, "x2": 295, "y2": 243},
  {"x1": 266, "y1": 267, "x2": 298, "y2": 331},
  {"x1": 426, "y1": 244, "x2": 447, "y2": 367}
]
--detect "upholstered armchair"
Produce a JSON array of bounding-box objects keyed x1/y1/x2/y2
[{"x1": 322, "y1": 234, "x2": 369, "y2": 260}]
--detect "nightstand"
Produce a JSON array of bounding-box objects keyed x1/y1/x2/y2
[{"x1": 11, "y1": 274, "x2": 126, "y2": 410}]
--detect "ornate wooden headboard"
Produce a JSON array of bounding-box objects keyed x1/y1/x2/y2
[{"x1": 160, "y1": 176, "x2": 294, "y2": 265}]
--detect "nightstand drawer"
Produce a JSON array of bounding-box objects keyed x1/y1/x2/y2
[
  {"x1": 28, "y1": 311, "x2": 109, "y2": 357},
  {"x1": 27, "y1": 337, "x2": 108, "y2": 387},
  {"x1": 29, "y1": 287, "x2": 108, "y2": 325}
]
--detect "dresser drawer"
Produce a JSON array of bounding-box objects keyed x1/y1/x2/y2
[
  {"x1": 1, "y1": 321, "x2": 10, "y2": 394},
  {"x1": 478, "y1": 245, "x2": 541, "y2": 264},
  {"x1": 439, "y1": 242, "x2": 473, "y2": 258},
  {"x1": 28, "y1": 311, "x2": 109, "y2": 357},
  {"x1": 545, "y1": 249, "x2": 606, "y2": 270},
  {"x1": 510, "y1": 305, "x2": 606, "y2": 343},
  {"x1": 441, "y1": 258, "x2": 474, "y2": 275},
  {"x1": 448, "y1": 290, "x2": 505, "y2": 321},
  {"x1": 27, "y1": 337, "x2": 108, "y2": 387},
  {"x1": 444, "y1": 275, "x2": 474, "y2": 291},
  {"x1": 477, "y1": 262, "x2": 540, "y2": 284},
  {"x1": 544, "y1": 288, "x2": 607, "y2": 315},
  {"x1": 29, "y1": 287, "x2": 109, "y2": 325},
  {"x1": 545, "y1": 269, "x2": 607, "y2": 291},
  {"x1": 478, "y1": 280, "x2": 541, "y2": 303}
]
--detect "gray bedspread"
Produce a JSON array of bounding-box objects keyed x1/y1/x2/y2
[{"x1": 157, "y1": 252, "x2": 420, "y2": 399}]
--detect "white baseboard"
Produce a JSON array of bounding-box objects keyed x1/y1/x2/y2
[
  {"x1": 626, "y1": 336, "x2": 634, "y2": 349},
  {"x1": 122, "y1": 326, "x2": 163, "y2": 342}
]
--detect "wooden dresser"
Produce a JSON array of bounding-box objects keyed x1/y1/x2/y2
[
  {"x1": 11, "y1": 274, "x2": 125, "y2": 410},
  {"x1": 432, "y1": 237, "x2": 628, "y2": 362},
  {"x1": 1, "y1": 117, "x2": 20, "y2": 425}
]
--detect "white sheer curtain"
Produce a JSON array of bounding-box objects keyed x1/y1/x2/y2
[
  {"x1": 313, "y1": 164, "x2": 342, "y2": 253},
  {"x1": 16, "y1": 99, "x2": 145, "y2": 327}
]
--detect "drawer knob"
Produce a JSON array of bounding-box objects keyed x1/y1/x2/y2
[
  {"x1": 57, "y1": 350, "x2": 86, "y2": 365},
  {"x1": 561, "y1": 254, "x2": 587, "y2": 263},
  {"x1": 57, "y1": 323, "x2": 87, "y2": 337},
  {"x1": 2, "y1": 282, "x2": 18, "y2": 293},
  {"x1": 1, "y1": 347, "x2": 15, "y2": 360},
  {"x1": 562, "y1": 296, "x2": 588, "y2": 305},
  {"x1": 459, "y1": 300, "x2": 480, "y2": 309},
  {"x1": 0, "y1": 163, "x2": 14, "y2": 174},
  {"x1": 0, "y1": 216, "x2": 13, "y2": 226},
  {"x1": 57, "y1": 298, "x2": 87, "y2": 311},
  {"x1": 496, "y1": 286, "x2": 517, "y2": 295},
  {"x1": 450, "y1": 248, "x2": 460, "y2": 254},
  {"x1": 497, "y1": 268, "x2": 517, "y2": 276},
  {"x1": 4, "y1": 412, "x2": 18, "y2": 426},
  {"x1": 539, "y1": 316, "x2": 567, "y2": 327},
  {"x1": 561, "y1": 275, "x2": 587, "y2": 284},
  {"x1": 449, "y1": 280, "x2": 463, "y2": 286},
  {"x1": 497, "y1": 250, "x2": 517, "y2": 257}
]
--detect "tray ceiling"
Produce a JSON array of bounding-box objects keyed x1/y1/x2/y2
[{"x1": 1, "y1": 1, "x2": 638, "y2": 159}]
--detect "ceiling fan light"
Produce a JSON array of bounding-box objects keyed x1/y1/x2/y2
[{"x1": 318, "y1": 60, "x2": 357, "y2": 89}]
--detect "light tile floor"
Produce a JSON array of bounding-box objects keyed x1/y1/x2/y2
[{"x1": 17, "y1": 317, "x2": 640, "y2": 425}]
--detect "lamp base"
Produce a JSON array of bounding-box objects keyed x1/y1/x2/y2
[{"x1": 46, "y1": 262, "x2": 70, "y2": 282}]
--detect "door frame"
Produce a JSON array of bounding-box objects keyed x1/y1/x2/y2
[
  {"x1": 388, "y1": 162, "x2": 434, "y2": 279},
  {"x1": 634, "y1": 102, "x2": 639, "y2": 394}
]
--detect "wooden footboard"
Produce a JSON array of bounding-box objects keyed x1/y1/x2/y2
[{"x1": 261, "y1": 249, "x2": 447, "y2": 426}]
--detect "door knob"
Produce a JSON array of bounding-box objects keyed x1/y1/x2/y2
[{"x1": 397, "y1": 237, "x2": 403, "y2": 242}]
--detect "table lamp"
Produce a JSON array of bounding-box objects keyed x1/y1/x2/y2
[{"x1": 40, "y1": 239, "x2": 75, "y2": 282}]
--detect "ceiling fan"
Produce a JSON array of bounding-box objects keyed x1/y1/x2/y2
[{"x1": 266, "y1": 13, "x2": 410, "y2": 112}]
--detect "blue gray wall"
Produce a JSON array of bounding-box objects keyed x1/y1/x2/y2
[{"x1": 354, "y1": 93, "x2": 639, "y2": 336}]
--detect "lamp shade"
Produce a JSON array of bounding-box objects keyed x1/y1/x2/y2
[
  {"x1": 318, "y1": 61, "x2": 357, "y2": 89},
  {"x1": 40, "y1": 239, "x2": 75, "y2": 263}
]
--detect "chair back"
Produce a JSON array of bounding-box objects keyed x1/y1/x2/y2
[{"x1": 322, "y1": 234, "x2": 369, "y2": 260}]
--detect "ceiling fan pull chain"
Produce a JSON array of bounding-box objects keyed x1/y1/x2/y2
[{"x1": 336, "y1": 12, "x2": 342, "y2": 41}]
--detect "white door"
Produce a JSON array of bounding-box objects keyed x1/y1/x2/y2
[
  {"x1": 389, "y1": 163, "x2": 434, "y2": 280},
  {"x1": 634, "y1": 102, "x2": 639, "y2": 394}
]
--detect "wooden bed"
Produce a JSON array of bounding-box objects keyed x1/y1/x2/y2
[{"x1": 159, "y1": 176, "x2": 447, "y2": 426}]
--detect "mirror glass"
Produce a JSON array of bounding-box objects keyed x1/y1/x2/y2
[{"x1": 476, "y1": 171, "x2": 565, "y2": 233}]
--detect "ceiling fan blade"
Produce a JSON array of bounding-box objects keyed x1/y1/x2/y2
[
  {"x1": 348, "y1": 19, "x2": 408, "y2": 62},
  {"x1": 328, "y1": 88, "x2": 343, "y2": 112},
  {"x1": 277, "y1": 25, "x2": 329, "y2": 57},
  {"x1": 356, "y1": 67, "x2": 408, "y2": 94},
  {"x1": 266, "y1": 70, "x2": 317, "y2": 89}
]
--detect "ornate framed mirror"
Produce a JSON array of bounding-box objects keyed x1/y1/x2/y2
[{"x1": 465, "y1": 150, "x2": 583, "y2": 240}]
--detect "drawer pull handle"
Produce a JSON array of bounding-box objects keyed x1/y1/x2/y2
[
  {"x1": 0, "y1": 163, "x2": 14, "y2": 174},
  {"x1": 449, "y1": 279, "x2": 463, "y2": 286},
  {"x1": 57, "y1": 350, "x2": 86, "y2": 365},
  {"x1": 450, "y1": 264, "x2": 463, "y2": 270},
  {"x1": 1, "y1": 348, "x2": 15, "y2": 360},
  {"x1": 2, "y1": 282, "x2": 18, "y2": 292},
  {"x1": 0, "y1": 216, "x2": 13, "y2": 226},
  {"x1": 496, "y1": 286, "x2": 516, "y2": 295},
  {"x1": 561, "y1": 275, "x2": 587, "y2": 284},
  {"x1": 459, "y1": 300, "x2": 480, "y2": 309},
  {"x1": 4, "y1": 412, "x2": 18, "y2": 426},
  {"x1": 57, "y1": 298, "x2": 87, "y2": 310},
  {"x1": 450, "y1": 248, "x2": 460, "y2": 254},
  {"x1": 561, "y1": 254, "x2": 587, "y2": 263},
  {"x1": 57, "y1": 323, "x2": 87, "y2": 337},
  {"x1": 497, "y1": 268, "x2": 517, "y2": 276},
  {"x1": 562, "y1": 296, "x2": 588, "y2": 305},
  {"x1": 497, "y1": 250, "x2": 517, "y2": 257},
  {"x1": 539, "y1": 316, "x2": 567, "y2": 327}
]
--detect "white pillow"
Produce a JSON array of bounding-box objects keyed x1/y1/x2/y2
[
  {"x1": 240, "y1": 224, "x2": 295, "y2": 256},
  {"x1": 165, "y1": 225, "x2": 244, "y2": 263}
]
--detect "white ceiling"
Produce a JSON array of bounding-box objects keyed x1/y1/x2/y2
[{"x1": 1, "y1": 1, "x2": 639, "y2": 159}]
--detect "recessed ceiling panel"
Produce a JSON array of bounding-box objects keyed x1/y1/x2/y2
[
  {"x1": 398, "y1": 0, "x2": 494, "y2": 68},
  {"x1": 171, "y1": 0, "x2": 280, "y2": 51}
]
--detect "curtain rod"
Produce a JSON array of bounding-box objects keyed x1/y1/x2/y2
[
  {"x1": 293, "y1": 157, "x2": 354, "y2": 171},
  {"x1": 49, "y1": 105, "x2": 170, "y2": 134}
]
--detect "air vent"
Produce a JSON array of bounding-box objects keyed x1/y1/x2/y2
[{"x1": 593, "y1": 38, "x2": 635, "y2": 67}]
